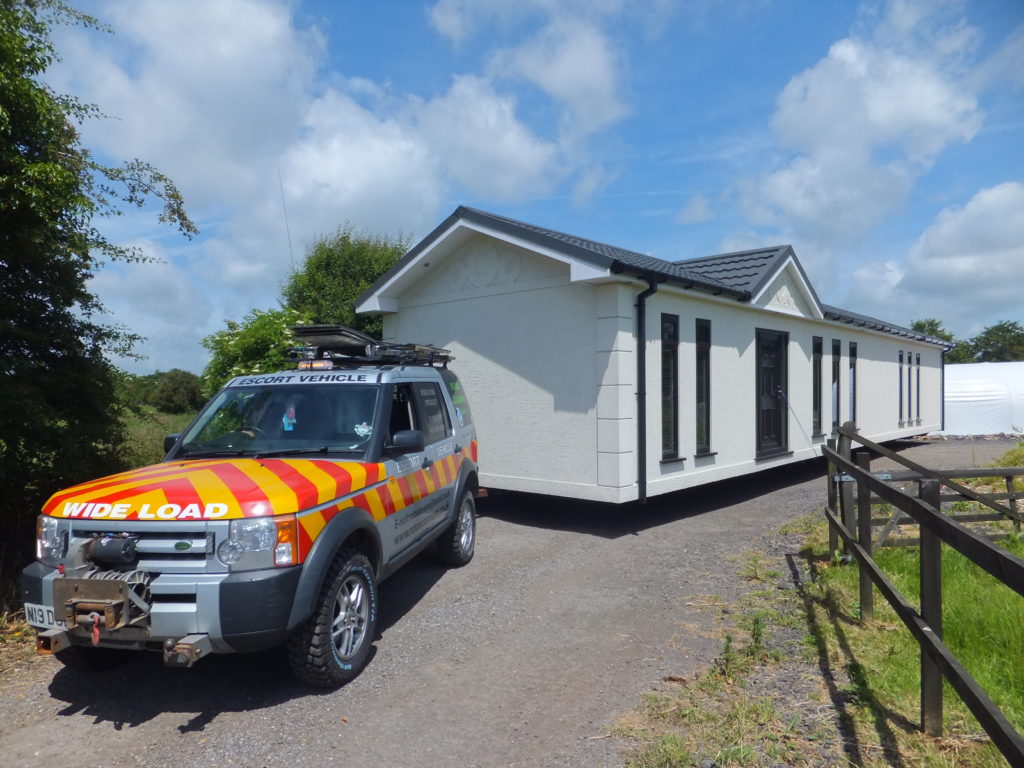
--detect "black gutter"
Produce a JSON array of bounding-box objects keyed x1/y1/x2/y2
[{"x1": 635, "y1": 278, "x2": 662, "y2": 505}]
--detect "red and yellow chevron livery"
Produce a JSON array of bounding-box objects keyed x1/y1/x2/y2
[{"x1": 42, "y1": 442, "x2": 476, "y2": 561}]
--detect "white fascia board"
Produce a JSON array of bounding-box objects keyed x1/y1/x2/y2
[
  {"x1": 355, "y1": 220, "x2": 466, "y2": 314},
  {"x1": 749, "y1": 255, "x2": 824, "y2": 320}
]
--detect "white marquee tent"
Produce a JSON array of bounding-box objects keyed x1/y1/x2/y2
[{"x1": 936, "y1": 362, "x2": 1024, "y2": 436}]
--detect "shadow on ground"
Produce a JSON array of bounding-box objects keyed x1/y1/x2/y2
[
  {"x1": 45, "y1": 548, "x2": 448, "y2": 732},
  {"x1": 480, "y1": 455, "x2": 830, "y2": 539}
]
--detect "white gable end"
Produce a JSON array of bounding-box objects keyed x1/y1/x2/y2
[
  {"x1": 750, "y1": 257, "x2": 823, "y2": 320},
  {"x1": 357, "y1": 219, "x2": 613, "y2": 315},
  {"x1": 402, "y1": 234, "x2": 568, "y2": 307}
]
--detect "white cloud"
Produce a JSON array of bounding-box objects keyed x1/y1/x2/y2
[
  {"x1": 739, "y1": 0, "x2": 983, "y2": 257},
  {"x1": 570, "y1": 165, "x2": 617, "y2": 206},
  {"x1": 280, "y1": 89, "x2": 444, "y2": 237},
  {"x1": 416, "y1": 75, "x2": 560, "y2": 199},
  {"x1": 978, "y1": 24, "x2": 1024, "y2": 90},
  {"x1": 489, "y1": 19, "x2": 627, "y2": 142},
  {"x1": 849, "y1": 182, "x2": 1024, "y2": 335},
  {"x1": 48, "y1": 0, "x2": 636, "y2": 373},
  {"x1": 55, "y1": 0, "x2": 319, "y2": 211},
  {"x1": 904, "y1": 182, "x2": 1024, "y2": 292},
  {"x1": 772, "y1": 37, "x2": 980, "y2": 162},
  {"x1": 88, "y1": 243, "x2": 219, "y2": 371},
  {"x1": 428, "y1": 0, "x2": 633, "y2": 42},
  {"x1": 676, "y1": 194, "x2": 714, "y2": 224}
]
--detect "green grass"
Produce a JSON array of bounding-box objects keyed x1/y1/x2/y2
[
  {"x1": 617, "y1": 548, "x2": 830, "y2": 767},
  {"x1": 803, "y1": 523, "x2": 1024, "y2": 766}
]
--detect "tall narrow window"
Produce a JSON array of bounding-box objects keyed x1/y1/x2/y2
[
  {"x1": 661, "y1": 314, "x2": 679, "y2": 460},
  {"x1": 848, "y1": 342, "x2": 857, "y2": 425},
  {"x1": 898, "y1": 351, "x2": 904, "y2": 424},
  {"x1": 909, "y1": 350, "x2": 917, "y2": 423},
  {"x1": 906, "y1": 350, "x2": 913, "y2": 426},
  {"x1": 831, "y1": 340, "x2": 841, "y2": 431},
  {"x1": 915, "y1": 353, "x2": 921, "y2": 423},
  {"x1": 812, "y1": 337, "x2": 823, "y2": 436},
  {"x1": 695, "y1": 319, "x2": 711, "y2": 454}
]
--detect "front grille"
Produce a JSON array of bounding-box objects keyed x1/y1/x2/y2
[{"x1": 68, "y1": 520, "x2": 230, "y2": 574}]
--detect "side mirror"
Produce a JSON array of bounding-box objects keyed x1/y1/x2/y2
[
  {"x1": 389, "y1": 429, "x2": 425, "y2": 454},
  {"x1": 164, "y1": 433, "x2": 181, "y2": 454}
]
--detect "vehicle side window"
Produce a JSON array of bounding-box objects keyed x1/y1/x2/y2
[
  {"x1": 412, "y1": 382, "x2": 450, "y2": 445},
  {"x1": 439, "y1": 369, "x2": 472, "y2": 428},
  {"x1": 389, "y1": 384, "x2": 416, "y2": 441}
]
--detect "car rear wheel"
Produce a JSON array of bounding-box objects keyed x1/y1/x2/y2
[
  {"x1": 287, "y1": 549, "x2": 377, "y2": 688},
  {"x1": 437, "y1": 488, "x2": 475, "y2": 567}
]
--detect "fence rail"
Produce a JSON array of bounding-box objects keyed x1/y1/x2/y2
[{"x1": 823, "y1": 423, "x2": 1024, "y2": 764}]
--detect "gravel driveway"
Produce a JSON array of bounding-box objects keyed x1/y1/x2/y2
[{"x1": 0, "y1": 439, "x2": 1015, "y2": 768}]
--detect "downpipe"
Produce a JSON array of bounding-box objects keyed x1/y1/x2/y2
[{"x1": 635, "y1": 279, "x2": 661, "y2": 505}]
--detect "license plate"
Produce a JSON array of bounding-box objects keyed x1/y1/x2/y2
[{"x1": 24, "y1": 602, "x2": 64, "y2": 630}]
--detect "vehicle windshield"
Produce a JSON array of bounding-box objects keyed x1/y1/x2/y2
[{"x1": 180, "y1": 384, "x2": 379, "y2": 459}]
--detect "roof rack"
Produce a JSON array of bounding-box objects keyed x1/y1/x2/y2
[{"x1": 288, "y1": 324, "x2": 454, "y2": 368}]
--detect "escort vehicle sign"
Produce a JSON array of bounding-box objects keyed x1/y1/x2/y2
[{"x1": 228, "y1": 373, "x2": 371, "y2": 387}]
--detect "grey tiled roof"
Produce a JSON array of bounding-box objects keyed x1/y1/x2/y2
[
  {"x1": 455, "y1": 207, "x2": 748, "y2": 298},
  {"x1": 674, "y1": 246, "x2": 792, "y2": 295},
  {"x1": 357, "y1": 206, "x2": 949, "y2": 348},
  {"x1": 822, "y1": 305, "x2": 952, "y2": 347}
]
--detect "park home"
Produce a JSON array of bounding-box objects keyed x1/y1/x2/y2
[{"x1": 357, "y1": 207, "x2": 948, "y2": 503}]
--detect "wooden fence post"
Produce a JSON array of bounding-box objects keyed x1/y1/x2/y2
[
  {"x1": 920, "y1": 479, "x2": 943, "y2": 738},
  {"x1": 857, "y1": 451, "x2": 873, "y2": 621},
  {"x1": 838, "y1": 430, "x2": 854, "y2": 557},
  {"x1": 1006, "y1": 476, "x2": 1020, "y2": 536},
  {"x1": 827, "y1": 437, "x2": 838, "y2": 555}
]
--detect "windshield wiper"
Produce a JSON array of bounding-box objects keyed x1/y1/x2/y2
[
  {"x1": 180, "y1": 448, "x2": 253, "y2": 458},
  {"x1": 254, "y1": 447, "x2": 330, "y2": 458}
]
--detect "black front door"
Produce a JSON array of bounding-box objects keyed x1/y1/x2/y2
[{"x1": 756, "y1": 329, "x2": 788, "y2": 456}]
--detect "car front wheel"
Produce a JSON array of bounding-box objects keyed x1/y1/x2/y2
[{"x1": 287, "y1": 548, "x2": 378, "y2": 688}]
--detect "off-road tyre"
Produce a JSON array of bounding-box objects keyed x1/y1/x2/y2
[
  {"x1": 287, "y1": 548, "x2": 377, "y2": 688},
  {"x1": 54, "y1": 644, "x2": 132, "y2": 672},
  {"x1": 437, "y1": 488, "x2": 476, "y2": 567}
]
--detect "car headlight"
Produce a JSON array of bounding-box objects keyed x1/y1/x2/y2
[
  {"x1": 217, "y1": 516, "x2": 298, "y2": 568},
  {"x1": 36, "y1": 516, "x2": 65, "y2": 566}
]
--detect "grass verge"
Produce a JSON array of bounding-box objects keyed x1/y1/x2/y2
[
  {"x1": 0, "y1": 608, "x2": 36, "y2": 678},
  {"x1": 616, "y1": 541, "x2": 844, "y2": 767},
  {"x1": 616, "y1": 506, "x2": 1024, "y2": 768},
  {"x1": 798, "y1": 514, "x2": 1023, "y2": 768}
]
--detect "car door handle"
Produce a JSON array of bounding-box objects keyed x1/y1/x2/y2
[{"x1": 421, "y1": 457, "x2": 432, "y2": 469}]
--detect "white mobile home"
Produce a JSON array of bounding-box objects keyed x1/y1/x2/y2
[{"x1": 357, "y1": 207, "x2": 948, "y2": 503}]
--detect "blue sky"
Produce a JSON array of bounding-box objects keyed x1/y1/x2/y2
[{"x1": 51, "y1": 0, "x2": 1024, "y2": 374}]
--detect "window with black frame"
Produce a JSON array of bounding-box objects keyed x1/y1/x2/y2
[
  {"x1": 848, "y1": 342, "x2": 857, "y2": 425},
  {"x1": 661, "y1": 314, "x2": 679, "y2": 460},
  {"x1": 898, "y1": 350, "x2": 904, "y2": 425},
  {"x1": 812, "y1": 336, "x2": 823, "y2": 436},
  {"x1": 695, "y1": 319, "x2": 711, "y2": 455},
  {"x1": 831, "y1": 340, "x2": 841, "y2": 431}
]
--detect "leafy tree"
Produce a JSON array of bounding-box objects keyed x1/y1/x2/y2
[
  {"x1": 910, "y1": 318, "x2": 954, "y2": 342},
  {"x1": 150, "y1": 369, "x2": 204, "y2": 413},
  {"x1": 280, "y1": 226, "x2": 407, "y2": 339},
  {"x1": 200, "y1": 308, "x2": 308, "y2": 396},
  {"x1": 200, "y1": 228, "x2": 405, "y2": 393},
  {"x1": 971, "y1": 320, "x2": 1024, "y2": 363},
  {"x1": 0, "y1": 1, "x2": 195, "y2": 587},
  {"x1": 945, "y1": 340, "x2": 975, "y2": 364},
  {"x1": 911, "y1": 318, "x2": 977, "y2": 363}
]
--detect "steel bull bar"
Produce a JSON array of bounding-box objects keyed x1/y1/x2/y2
[{"x1": 37, "y1": 577, "x2": 214, "y2": 668}]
